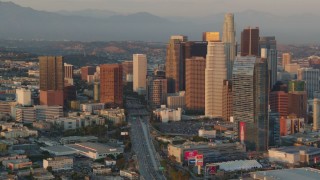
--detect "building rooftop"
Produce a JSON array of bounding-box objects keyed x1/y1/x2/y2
[
  {"x1": 40, "y1": 145, "x2": 76, "y2": 153},
  {"x1": 251, "y1": 168, "x2": 320, "y2": 180},
  {"x1": 269, "y1": 146, "x2": 320, "y2": 155},
  {"x1": 66, "y1": 142, "x2": 122, "y2": 154}
]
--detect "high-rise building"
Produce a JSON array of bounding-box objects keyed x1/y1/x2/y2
[
  {"x1": 100, "y1": 64, "x2": 123, "y2": 107},
  {"x1": 269, "y1": 91, "x2": 288, "y2": 118},
  {"x1": 313, "y1": 98, "x2": 320, "y2": 131},
  {"x1": 282, "y1": 53, "x2": 292, "y2": 68},
  {"x1": 259, "y1": 36, "x2": 277, "y2": 89},
  {"x1": 147, "y1": 78, "x2": 167, "y2": 108},
  {"x1": 241, "y1": 27, "x2": 259, "y2": 57},
  {"x1": 288, "y1": 80, "x2": 307, "y2": 120},
  {"x1": 133, "y1": 54, "x2": 147, "y2": 93},
  {"x1": 222, "y1": 80, "x2": 233, "y2": 121},
  {"x1": 222, "y1": 13, "x2": 237, "y2": 80},
  {"x1": 185, "y1": 57, "x2": 205, "y2": 112},
  {"x1": 64, "y1": 63, "x2": 74, "y2": 79},
  {"x1": 81, "y1": 66, "x2": 96, "y2": 81},
  {"x1": 298, "y1": 68, "x2": 319, "y2": 99},
  {"x1": 16, "y1": 88, "x2": 32, "y2": 106},
  {"x1": 165, "y1": 35, "x2": 207, "y2": 93},
  {"x1": 39, "y1": 56, "x2": 64, "y2": 106},
  {"x1": 205, "y1": 42, "x2": 227, "y2": 117},
  {"x1": 94, "y1": 82, "x2": 100, "y2": 102},
  {"x1": 269, "y1": 112, "x2": 280, "y2": 147},
  {"x1": 232, "y1": 56, "x2": 269, "y2": 151},
  {"x1": 122, "y1": 61, "x2": 133, "y2": 82}
]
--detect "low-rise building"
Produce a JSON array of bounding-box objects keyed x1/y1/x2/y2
[
  {"x1": 66, "y1": 142, "x2": 123, "y2": 160},
  {"x1": 153, "y1": 105, "x2": 182, "y2": 122},
  {"x1": 81, "y1": 103, "x2": 105, "y2": 113},
  {"x1": 43, "y1": 157, "x2": 73, "y2": 171},
  {"x1": 120, "y1": 170, "x2": 139, "y2": 180},
  {"x1": 167, "y1": 91, "x2": 185, "y2": 109},
  {"x1": 54, "y1": 115, "x2": 105, "y2": 131},
  {"x1": 168, "y1": 142, "x2": 246, "y2": 164},
  {"x1": 268, "y1": 146, "x2": 320, "y2": 165},
  {"x1": 251, "y1": 168, "x2": 320, "y2": 180},
  {"x1": 60, "y1": 136, "x2": 98, "y2": 145},
  {"x1": 198, "y1": 128, "x2": 216, "y2": 138},
  {"x1": 2, "y1": 158, "x2": 32, "y2": 170},
  {"x1": 100, "y1": 108, "x2": 125, "y2": 125},
  {"x1": 0, "y1": 126, "x2": 38, "y2": 139},
  {"x1": 92, "y1": 167, "x2": 112, "y2": 175},
  {"x1": 40, "y1": 146, "x2": 77, "y2": 156}
]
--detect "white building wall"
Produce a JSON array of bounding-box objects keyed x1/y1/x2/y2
[
  {"x1": 205, "y1": 42, "x2": 227, "y2": 117},
  {"x1": 16, "y1": 88, "x2": 32, "y2": 106}
]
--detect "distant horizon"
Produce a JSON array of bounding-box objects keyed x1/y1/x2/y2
[{"x1": 2, "y1": 0, "x2": 320, "y2": 17}]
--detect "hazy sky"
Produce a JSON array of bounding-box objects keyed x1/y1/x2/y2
[{"x1": 3, "y1": 0, "x2": 320, "y2": 17}]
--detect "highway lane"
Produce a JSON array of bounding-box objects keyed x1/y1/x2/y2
[{"x1": 127, "y1": 99, "x2": 166, "y2": 180}]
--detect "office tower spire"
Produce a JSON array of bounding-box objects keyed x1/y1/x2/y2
[
  {"x1": 222, "y1": 13, "x2": 236, "y2": 80},
  {"x1": 205, "y1": 41, "x2": 227, "y2": 117}
]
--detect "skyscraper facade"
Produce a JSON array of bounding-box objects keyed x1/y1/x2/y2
[
  {"x1": 64, "y1": 63, "x2": 74, "y2": 79},
  {"x1": 133, "y1": 54, "x2": 147, "y2": 93},
  {"x1": 313, "y1": 98, "x2": 320, "y2": 131},
  {"x1": 122, "y1": 61, "x2": 133, "y2": 82},
  {"x1": 81, "y1": 66, "x2": 96, "y2": 81},
  {"x1": 297, "y1": 68, "x2": 319, "y2": 99},
  {"x1": 232, "y1": 56, "x2": 269, "y2": 151},
  {"x1": 282, "y1": 53, "x2": 292, "y2": 68},
  {"x1": 222, "y1": 13, "x2": 236, "y2": 80},
  {"x1": 269, "y1": 91, "x2": 288, "y2": 118},
  {"x1": 241, "y1": 27, "x2": 259, "y2": 57},
  {"x1": 185, "y1": 57, "x2": 206, "y2": 112},
  {"x1": 165, "y1": 35, "x2": 207, "y2": 93},
  {"x1": 147, "y1": 78, "x2": 167, "y2": 108},
  {"x1": 166, "y1": 36, "x2": 187, "y2": 93},
  {"x1": 287, "y1": 80, "x2": 307, "y2": 120},
  {"x1": 205, "y1": 42, "x2": 227, "y2": 117},
  {"x1": 39, "y1": 56, "x2": 64, "y2": 106},
  {"x1": 259, "y1": 36, "x2": 277, "y2": 89},
  {"x1": 100, "y1": 64, "x2": 123, "y2": 107},
  {"x1": 222, "y1": 80, "x2": 233, "y2": 121}
]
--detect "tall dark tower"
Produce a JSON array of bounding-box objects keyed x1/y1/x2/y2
[
  {"x1": 241, "y1": 27, "x2": 259, "y2": 57},
  {"x1": 39, "y1": 56, "x2": 64, "y2": 106}
]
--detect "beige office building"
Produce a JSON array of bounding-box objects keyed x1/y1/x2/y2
[
  {"x1": 313, "y1": 98, "x2": 320, "y2": 131},
  {"x1": 133, "y1": 54, "x2": 147, "y2": 93},
  {"x1": 282, "y1": 53, "x2": 292, "y2": 68},
  {"x1": 205, "y1": 42, "x2": 227, "y2": 117}
]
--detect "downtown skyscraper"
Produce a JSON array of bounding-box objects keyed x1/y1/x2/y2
[
  {"x1": 39, "y1": 56, "x2": 64, "y2": 106},
  {"x1": 241, "y1": 27, "x2": 260, "y2": 57},
  {"x1": 133, "y1": 54, "x2": 147, "y2": 93},
  {"x1": 259, "y1": 36, "x2": 278, "y2": 90},
  {"x1": 232, "y1": 56, "x2": 269, "y2": 151},
  {"x1": 205, "y1": 41, "x2": 227, "y2": 118},
  {"x1": 222, "y1": 13, "x2": 237, "y2": 80}
]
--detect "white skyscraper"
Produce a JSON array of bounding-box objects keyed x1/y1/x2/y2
[
  {"x1": 222, "y1": 13, "x2": 236, "y2": 80},
  {"x1": 133, "y1": 54, "x2": 147, "y2": 93},
  {"x1": 313, "y1": 98, "x2": 320, "y2": 131},
  {"x1": 205, "y1": 42, "x2": 227, "y2": 117},
  {"x1": 16, "y1": 88, "x2": 32, "y2": 106}
]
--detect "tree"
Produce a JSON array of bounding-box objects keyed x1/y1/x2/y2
[{"x1": 46, "y1": 166, "x2": 53, "y2": 172}]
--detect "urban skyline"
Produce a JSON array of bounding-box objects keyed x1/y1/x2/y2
[{"x1": 1, "y1": 1, "x2": 320, "y2": 179}]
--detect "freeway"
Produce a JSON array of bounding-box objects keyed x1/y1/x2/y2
[{"x1": 127, "y1": 99, "x2": 166, "y2": 180}]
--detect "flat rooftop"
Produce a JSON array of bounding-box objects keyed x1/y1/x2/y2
[
  {"x1": 252, "y1": 168, "x2": 320, "y2": 180},
  {"x1": 41, "y1": 145, "x2": 76, "y2": 153},
  {"x1": 66, "y1": 142, "x2": 122, "y2": 154},
  {"x1": 269, "y1": 146, "x2": 320, "y2": 154}
]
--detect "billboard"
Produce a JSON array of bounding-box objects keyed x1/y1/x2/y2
[
  {"x1": 239, "y1": 122, "x2": 245, "y2": 143},
  {"x1": 121, "y1": 132, "x2": 129, "y2": 136},
  {"x1": 196, "y1": 154, "x2": 204, "y2": 166},
  {"x1": 206, "y1": 165, "x2": 219, "y2": 175},
  {"x1": 184, "y1": 150, "x2": 198, "y2": 160}
]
